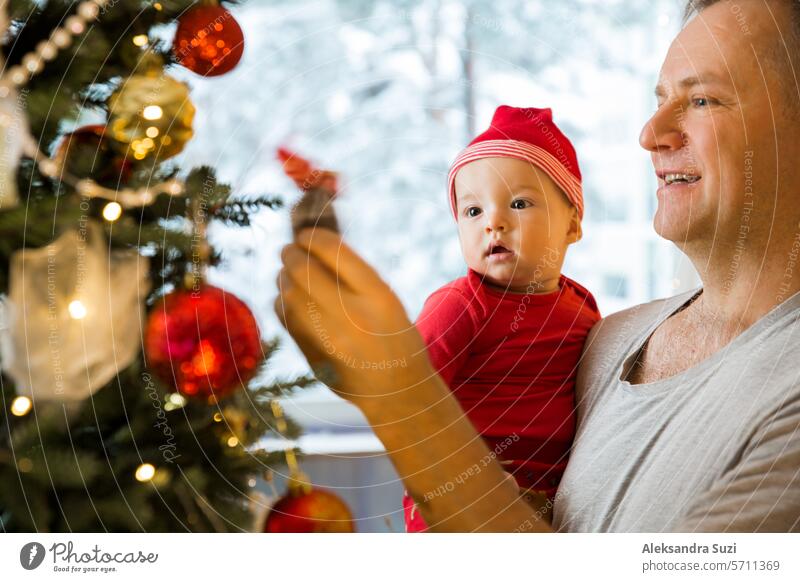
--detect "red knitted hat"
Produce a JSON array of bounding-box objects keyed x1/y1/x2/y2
[{"x1": 447, "y1": 106, "x2": 583, "y2": 220}]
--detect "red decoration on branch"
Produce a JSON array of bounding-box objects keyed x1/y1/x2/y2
[
  {"x1": 263, "y1": 484, "x2": 355, "y2": 533},
  {"x1": 173, "y1": 4, "x2": 244, "y2": 77},
  {"x1": 144, "y1": 284, "x2": 261, "y2": 399},
  {"x1": 54, "y1": 124, "x2": 133, "y2": 186}
]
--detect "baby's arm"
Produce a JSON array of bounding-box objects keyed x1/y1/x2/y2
[{"x1": 415, "y1": 288, "x2": 478, "y2": 386}]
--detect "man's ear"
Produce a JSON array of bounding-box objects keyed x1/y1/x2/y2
[{"x1": 565, "y1": 206, "x2": 582, "y2": 244}]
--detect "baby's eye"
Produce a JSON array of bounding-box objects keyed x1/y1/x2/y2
[
  {"x1": 511, "y1": 199, "x2": 532, "y2": 210},
  {"x1": 465, "y1": 206, "x2": 482, "y2": 218}
]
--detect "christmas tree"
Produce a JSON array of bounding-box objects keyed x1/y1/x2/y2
[{"x1": 0, "y1": 0, "x2": 320, "y2": 532}]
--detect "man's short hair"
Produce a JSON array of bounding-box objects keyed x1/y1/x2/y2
[
  {"x1": 683, "y1": 0, "x2": 800, "y2": 24},
  {"x1": 683, "y1": 0, "x2": 800, "y2": 117}
]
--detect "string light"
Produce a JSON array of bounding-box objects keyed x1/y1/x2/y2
[
  {"x1": 68, "y1": 299, "x2": 87, "y2": 319},
  {"x1": 227, "y1": 436, "x2": 239, "y2": 447},
  {"x1": 132, "y1": 34, "x2": 149, "y2": 47},
  {"x1": 135, "y1": 463, "x2": 156, "y2": 482},
  {"x1": 10, "y1": 396, "x2": 32, "y2": 416},
  {"x1": 142, "y1": 105, "x2": 163, "y2": 120},
  {"x1": 164, "y1": 393, "x2": 187, "y2": 411},
  {"x1": 169, "y1": 393, "x2": 187, "y2": 407},
  {"x1": 102, "y1": 201, "x2": 122, "y2": 222}
]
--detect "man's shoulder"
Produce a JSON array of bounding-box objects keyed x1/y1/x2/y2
[{"x1": 588, "y1": 288, "x2": 700, "y2": 347}]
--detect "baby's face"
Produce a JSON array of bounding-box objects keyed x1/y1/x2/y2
[{"x1": 454, "y1": 157, "x2": 580, "y2": 293}]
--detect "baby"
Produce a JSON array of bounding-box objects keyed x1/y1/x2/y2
[{"x1": 403, "y1": 106, "x2": 601, "y2": 532}]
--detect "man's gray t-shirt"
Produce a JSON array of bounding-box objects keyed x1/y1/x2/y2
[{"x1": 553, "y1": 288, "x2": 800, "y2": 532}]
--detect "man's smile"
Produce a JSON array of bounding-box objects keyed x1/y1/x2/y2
[{"x1": 656, "y1": 168, "x2": 703, "y2": 196}]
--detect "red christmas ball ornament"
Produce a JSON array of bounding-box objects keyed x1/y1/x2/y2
[
  {"x1": 55, "y1": 125, "x2": 133, "y2": 186},
  {"x1": 173, "y1": 4, "x2": 244, "y2": 77},
  {"x1": 264, "y1": 479, "x2": 355, "y2": 533},
  {"x1": 144, "y1": 284, "x2": 261, "y2": 399}
]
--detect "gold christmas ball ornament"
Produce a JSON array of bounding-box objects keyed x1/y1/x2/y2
[{"x1": 107, "y1": 72, "x2": 195, "y2": 161}]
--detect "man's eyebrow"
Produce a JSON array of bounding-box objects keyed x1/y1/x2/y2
[{"x1": 654, "y1": 73, "x2": 730, "y2": 98}]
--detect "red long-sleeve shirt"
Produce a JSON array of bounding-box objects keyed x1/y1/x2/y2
[{"x1": 403, "y1": 269, "x2": 600, "y2": 532}]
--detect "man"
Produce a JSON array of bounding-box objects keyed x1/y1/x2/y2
[{"x1": 275, "y1": 0, "x2": 800, "y2": 532}]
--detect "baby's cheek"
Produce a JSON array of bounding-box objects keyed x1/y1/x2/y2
[{"x1": 457, "y1": 230, "x2": 479, "y2": 256}]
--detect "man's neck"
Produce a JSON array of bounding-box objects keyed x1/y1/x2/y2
[{"x1": 682, "y1": 236, "x2": 800, "y2": 329}]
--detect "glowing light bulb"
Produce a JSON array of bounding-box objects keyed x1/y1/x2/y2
[
  {"x1": 102, "y1": 202, "x2": 122, "y2": 222},
  {"x1": 68, "y1": 299, "x2": 87, "y2": 319},
  {"x1": 11, "y1": 396, "x2": 32, "y2": 416},
  {"x1": 168, "y1": 393, "x2": 187, "y2": 407},
  {"x1": 135, "y1": 463, "x2": 156, "y2": 482},
  {"x1": 145, "y1": 126, "x2": 159, "y2": 138},
  {"x1": 132, "y1": 34, "x2": 149, "y2": 47},
  {"x1": 227, "y1": 436, "x2": 239, "y2": 447},
  {"x1": 142, "y1": 105, "x2": 163, "y2": 120}
]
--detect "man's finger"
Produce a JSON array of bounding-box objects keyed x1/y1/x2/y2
[
  {"x1": 280, "y1": 243, "x2": 345, "y2": 303},
  {"x1": 295, "y1": 228, "x2": 386, "y2": 294},
  {"x1": 273, "y1": 288, "x2": 335, "y2": 379}
]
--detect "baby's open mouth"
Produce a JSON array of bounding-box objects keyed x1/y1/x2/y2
[{"x1": 487, "y1": 243, "x2": 513, "y2": 258}]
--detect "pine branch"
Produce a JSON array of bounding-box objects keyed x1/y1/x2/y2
[{"x1": 0, "y1": 0, "x2": 307, "y2": 533}]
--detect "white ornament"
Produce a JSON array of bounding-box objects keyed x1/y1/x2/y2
[
  {"x1": 0, "y1": 61, "x2": 31, "y2": 210},
  {"x1": 0, "y1": 0, "x2": 21, "y2": 210},
  {"x1": 0, "y1": 221, "x2": 151, "y2": 402}
]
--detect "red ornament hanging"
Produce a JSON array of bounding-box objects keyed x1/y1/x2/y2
[
  {"x1": 144, "y1": 284, "x2": 262, "y2": 399},
  {"x1": 173, "y1": 3, "x2": 244, "y2": 77},
  {"x1": 54, "y1": 125, "x2": 133, "y2": 187},
  {"x1": 263, "y1": 477, "x2": 355, "y2": 533}
]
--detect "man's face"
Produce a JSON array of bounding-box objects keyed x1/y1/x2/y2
[
  {"x1": 639, "y1": 0, "x2": 800, "y2": 252},
  {"x1": 454, "y1": 157, "x2": 579, "y2": 293}
]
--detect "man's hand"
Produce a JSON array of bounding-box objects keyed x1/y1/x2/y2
[
  {"x1": 275, "y1": 227, "x2": 434, "y2": 413},
  {"x1": 274, "y1": 228, "x2": 553, "y2": 532}
]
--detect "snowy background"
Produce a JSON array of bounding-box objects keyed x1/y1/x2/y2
[{"x1": 167, "y1": 0, "x2": 698, "y2": 531}]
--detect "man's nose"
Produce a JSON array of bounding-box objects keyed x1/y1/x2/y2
[{"x1": 639, "y1": 100, "x2": 685, "y2": 152}]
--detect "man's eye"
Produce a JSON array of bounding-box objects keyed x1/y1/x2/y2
[
  {"x1": 466, "y1": 207, "x2": 482, "y2": 217},
  {"x1": 692, "y1": 97, "x2": 711, "y2": 107},
  {"x1": 511, "y1": 199, "x2": 531, "y2": 209}
]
